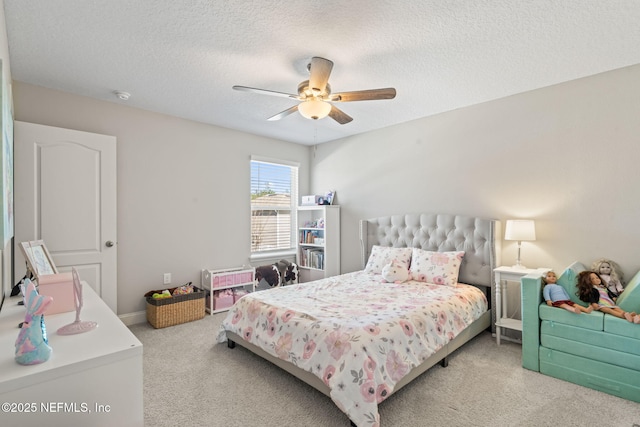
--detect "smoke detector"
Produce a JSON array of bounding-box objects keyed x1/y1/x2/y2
[{"x1": 113, "y1": 91, "x2": 131, "y2": 101}]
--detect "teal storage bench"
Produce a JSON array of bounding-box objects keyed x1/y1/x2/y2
[{"x1": 521, "y1": 261, "x2": 640, "y2": 403}]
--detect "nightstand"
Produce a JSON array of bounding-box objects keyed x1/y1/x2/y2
[{"x1": 494, "y1": 266, "x2": 548, "y2": 345}]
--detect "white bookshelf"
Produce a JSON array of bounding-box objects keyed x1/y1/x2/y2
[{"x1": 297, "y1": 205, "x2": 340, "y2": 282}]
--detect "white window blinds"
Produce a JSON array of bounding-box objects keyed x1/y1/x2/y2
[{"x1": 250, "y1": 159, "x2": 298, "y2": 253}]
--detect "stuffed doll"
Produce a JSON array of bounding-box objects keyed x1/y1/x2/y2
[
  {"x1": 15, "y1": 279, "x2": 53, "y2": 365},
  {"x1": 591, "y1": 258, "x2": 625, "y2": 298},
  {"x1": 542, "y1": 271, "x2": 592, "y2": 314},
  {"x1": 576, "y1": 270, "x2": 640, "y2": 323},
  {"x1": 381, "y1": 260, "x2": 409, "y2": 284}
]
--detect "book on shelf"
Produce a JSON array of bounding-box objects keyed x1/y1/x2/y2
[
  {"x1": 299, "y1": 230, "x2": 322, "y2": 244},
  {"x1": 299, "y1": 248, "x2": 324, "y2": 270}
]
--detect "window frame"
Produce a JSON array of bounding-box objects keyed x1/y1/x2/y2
[{"x1": 249, "y1": 156, "x2": 299, "y2": 261}]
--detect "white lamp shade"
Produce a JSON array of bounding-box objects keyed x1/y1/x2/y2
[
  {"x1": 504, "y1": 220, "x2": 536, "y2": 241},
  {"x1": 298, "y1": 99, "x2": 331, "y2": 120}
]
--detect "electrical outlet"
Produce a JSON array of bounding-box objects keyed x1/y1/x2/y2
[{"x1": 163, "y1": 273, "x2": 171, "y2": 285}]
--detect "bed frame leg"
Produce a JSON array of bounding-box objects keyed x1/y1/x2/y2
[
  {"x1": 440, "y1": 356, "x2": 449, "y2": 368},
  {"x1": 227, "y1": 339, "x2": 236, "y2": 349}
]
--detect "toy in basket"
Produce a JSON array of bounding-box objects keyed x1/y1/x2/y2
[{"x1": 145, "y1": 282, "x2": 205, "y2": 328}]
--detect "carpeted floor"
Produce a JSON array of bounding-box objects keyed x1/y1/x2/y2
[{"x1": 129, "y1": 314, "x2": 639, "y2": 427}]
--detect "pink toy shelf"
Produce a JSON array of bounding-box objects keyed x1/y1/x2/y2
[{"x1": 201, "y1": 266, "x2": 255, "y2": 314}]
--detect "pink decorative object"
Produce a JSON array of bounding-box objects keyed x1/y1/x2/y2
[
  {"x1": 57, "y1": 268, "x2": 98, "y2": 335},
  {"x1": 38, "y1": 272, "x2": 75, "y2": 314}
]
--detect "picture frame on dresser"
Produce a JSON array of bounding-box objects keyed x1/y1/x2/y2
[{"x1": 19, "y1": 240, "x2": 58, "y2": 279}]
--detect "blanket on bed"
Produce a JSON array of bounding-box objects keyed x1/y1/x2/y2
[{"x1": 216, "y1": 271, "x2": 487, "y2": 426}]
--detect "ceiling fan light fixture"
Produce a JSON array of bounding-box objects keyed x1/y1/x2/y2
[
  {"x1": 233, "y1": 57, "x2": 394, "y2": 125},
  {"x1": 298, "y1": 98, "x2": 331, "y2": 120}
]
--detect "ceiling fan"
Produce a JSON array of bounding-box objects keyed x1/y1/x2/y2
[{"x1": 233, "y1": 57, "x2": 396, "y2": 124}]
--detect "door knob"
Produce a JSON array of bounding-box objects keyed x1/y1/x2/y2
[{"x1": 105, "y1": 241, "x2": 115, "y2": 247}]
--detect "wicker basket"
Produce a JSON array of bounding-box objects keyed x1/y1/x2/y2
[{"x1": 145, "y1": 287, "x2": 205, "y2": 328}]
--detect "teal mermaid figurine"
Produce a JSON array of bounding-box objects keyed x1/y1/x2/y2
[{"x1": 15, "y1": 279, "x2": 53, "y2": 365}]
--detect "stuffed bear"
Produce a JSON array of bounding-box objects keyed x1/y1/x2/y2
[{"x1": 381, "y1": 260, "x2": 409, "y2": 283}]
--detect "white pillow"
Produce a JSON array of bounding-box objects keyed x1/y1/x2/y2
[
  {"x1": 409, "y1": 248, "x2": 465, "y2": 287},
  {"x1": 364, "y1": 246, "x2": 412, "y2": 274}
]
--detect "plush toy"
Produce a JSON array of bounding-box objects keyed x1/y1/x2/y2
[
  {"x1": 172, "y1": 283, "x2": 194, "y2": 295},
  {"x1": 255, "y1": 264, "x2": 281, "y2": 288},
  {"x1": 152, "y1": 290, "x2": 172, "y2": 299},
  {"x1": 591, "y1": 258, "x2": 625, "y2": 298},
  {"x1": 274, "y1": 259, "x2": 299, "y2": 285},
  {"x1": 15, "y1": 279, "x2": 53, "y2": 365},
  {"x1": 381, "y1": 260, "x2": 409, "y2": 284}
]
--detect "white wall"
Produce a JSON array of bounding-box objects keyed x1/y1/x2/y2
[
  {"x1": 12, "y1": 82, "x2": 311, "y2": 315},
  {"x1": 311, "y1": 64, "x2": 640, "y2": 280}
]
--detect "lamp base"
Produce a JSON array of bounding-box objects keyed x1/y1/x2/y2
[{"x1": 512, "y1": 242, "x2": 527, "y2": 270}]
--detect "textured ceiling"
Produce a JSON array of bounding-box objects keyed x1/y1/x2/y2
[{"x1": 4, "y1": 1, "x2": 640, "y2": 146}]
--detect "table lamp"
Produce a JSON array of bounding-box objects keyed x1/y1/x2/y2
[{"x1": 504, "y1": 219, "x2": 536, "y2": 269}]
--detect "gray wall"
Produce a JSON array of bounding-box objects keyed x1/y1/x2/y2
[
  {"x1": 12, "y1": 82, "x2": 311, "y2": 316},
  {"x1": 10, "y1": 53, "x2": 640, "y2": 317},
  {"x1": 311, "y1": 64, "x2": 640, "y2": 280}
]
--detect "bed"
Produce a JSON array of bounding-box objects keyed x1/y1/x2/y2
[{"x1": 217, "y1": 213, "x2": 501, "y2": 426}]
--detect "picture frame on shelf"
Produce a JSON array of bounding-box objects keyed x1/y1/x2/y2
[
  {"x1": 324, "y1": 190, "x2": 335, "y2": 205},
  {"x1": 19, "y1": 240, "x2": 58, "y2": 279}
]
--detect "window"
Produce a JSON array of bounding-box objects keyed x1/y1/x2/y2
[{"x1": 250, "y1": 158, "x2": 298, "y2": 255}]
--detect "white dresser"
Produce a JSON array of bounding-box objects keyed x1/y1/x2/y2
[{"x1": 0, "y1": 283, "x2": 143, "y2": 426}]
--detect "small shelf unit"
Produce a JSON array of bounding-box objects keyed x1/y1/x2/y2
[
  {"x1": 201, "y1": 266, "x2": 255, "y2": 314},
  {"x1": 297, "y1": 205, "x2": 340, "y2": 282}
]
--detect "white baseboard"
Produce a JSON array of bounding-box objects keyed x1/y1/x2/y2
[{"x1": 119, "y1": 310, "x2": 147, "y2": 326}]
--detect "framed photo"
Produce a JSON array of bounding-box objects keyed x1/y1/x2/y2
[
  {"x1": 19, "y1": 240, "x2": 58, "y2": 279},
  {"x1": 324, "y1": 190, "x2": 336, "y2": 205}
]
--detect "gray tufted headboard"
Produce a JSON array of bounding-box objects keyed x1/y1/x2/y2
[{"x1": 359, "y1": 213, "x2": 502, "y2": 288}]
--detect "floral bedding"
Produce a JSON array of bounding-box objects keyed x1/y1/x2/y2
[{"x1": 216, "y1": 271, "x2": 488, "y2": 427}]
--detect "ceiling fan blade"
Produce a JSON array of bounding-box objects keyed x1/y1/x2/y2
[
  {"x1": 267, "y1": 105, "x2": 299, "y2": 121},
  {"x1": 308, "y1": 57, "x2": 333, "y2": 94},
  {"x1": 233, "y1": 85, "x2": 300, "y2": 100},
  {"x1": 329, "y1": 88, "x2": 396, "y2": 102},
  {"x1": 328, "y1": 105, "x2": 353, "y2": 124}
]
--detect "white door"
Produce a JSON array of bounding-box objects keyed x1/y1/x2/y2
[{"x1": 14, "y1": 121, "x2": 118, "y2": 312}]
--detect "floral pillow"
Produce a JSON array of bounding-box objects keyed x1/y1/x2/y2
[
  {"x1": 364, "y1": 245, "x2": 412, "y2": 275},
  {"x1": 409, "y1": 248, "x2": 465, "y2": 287}
]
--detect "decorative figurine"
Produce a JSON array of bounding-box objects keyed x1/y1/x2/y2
[
  {"x1": 15, "y1": 279, "x2": 53, "y2": 365},
  {"x1": 57, "y1": 267, "x2": 98, "y2": 335}
]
